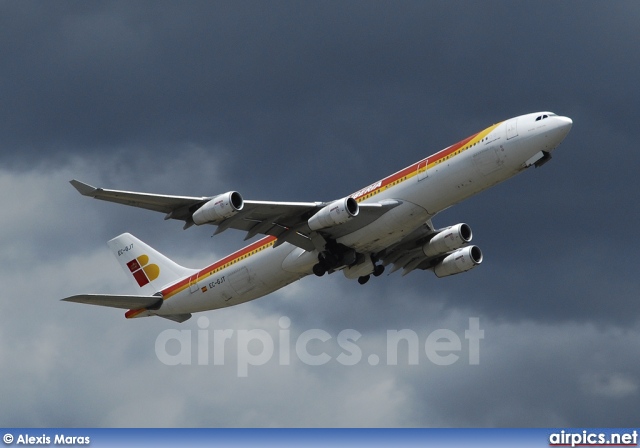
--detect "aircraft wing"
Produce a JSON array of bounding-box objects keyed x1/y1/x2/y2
[
  {"x1": 70, "y1": 180, "x2": 210, "y2": 222},
  {"x1": 71, "y1": 180, "x2": 399, "y2": 252},
  {"x1": 374, "y1": 220, "x2": 441, "y2": 275},
  {"x1": 226, "y1": 199, "x2": 401, "y2": 251}
]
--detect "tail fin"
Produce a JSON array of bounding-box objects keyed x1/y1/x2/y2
[{"x1": 108, "y1": 233, "x2": 196, "y2": 295}]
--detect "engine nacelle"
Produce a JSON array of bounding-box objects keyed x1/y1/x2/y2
[
  {"x1": 422, "y1": 223, "x2": 473, "y2": 257},
  {"x1": 433, "y1": 245, "x2": 483, "y2": 278},
  {"x1": 192, "y1": 191, "x2": 244, "y2": 225},
  {"x1": 308, "y1": 197, "x2": 359, "y2": 231}
]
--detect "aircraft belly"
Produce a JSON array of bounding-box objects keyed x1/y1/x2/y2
[
  {"x1": 159, "y1": 243, "x2": 302, "y2": 314},
  {"x1": 223, "y1": 246, "x2": 303, "y2": 307},
  {"x1": 337, "y1": 201, "x2": 430, "y2": 253}
]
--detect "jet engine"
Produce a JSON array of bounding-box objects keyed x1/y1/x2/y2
[
  {"x1": 422, "y1": 223, "x2": 472, "y2": 257},
  {"x1": 433, "y1": 245, "x2": 483, "y2": 278},
  {"x1": 308, "y1": 197, "x2": 359, "y2": 231},
  {"x1": 192, "y1": 191, "x2": 244, "y2": 225}
]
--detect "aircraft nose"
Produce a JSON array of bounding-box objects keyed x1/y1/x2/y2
[
  {"x1": 550, "y1": 115, "x2": 573, "y2": 144},
  {"x1": 556, "y1": 116, "x2": 573, "y2": 137}
]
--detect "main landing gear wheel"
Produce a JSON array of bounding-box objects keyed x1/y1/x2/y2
[
  {"x1": 313, "y1": 263, "x2": 327, "y2": 277},
  {"x1": 358, "y1": 275, "x2": 370, "y2": 285},
  {"x1": 373, "y1": 264, "x2": 385, "y2": 277}
]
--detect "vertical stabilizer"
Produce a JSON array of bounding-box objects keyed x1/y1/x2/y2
[{"x1": 108, "y1": 233, "x2": 197, "y2": 295}]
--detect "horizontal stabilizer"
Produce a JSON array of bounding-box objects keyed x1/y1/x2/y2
[{"x1": 62, "y1": 294, "x2": 163, "y2": 310}]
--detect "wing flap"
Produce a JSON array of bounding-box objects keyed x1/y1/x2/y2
[{"x1": 62, "y1": 294, "x2": 163, "y2": 310}]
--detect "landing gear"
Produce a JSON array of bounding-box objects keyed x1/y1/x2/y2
[
  {"x1": 318, "y1": 251, "x2": 338, "y2": 268},
  {"x1": 313, "y1": 242, "x2": 358, "y2": 278},
  {"x1": 357, "y1": 265, "x2": 382, "y2": 285},
  {"x1": 358, "y1": 275, "x2": 370, "y2": 285},
  {"x1": 312, "y1": 263, "x2": 327, "y2": 277},
  {"x1": 312, "y1": 240, "x2": 384, "y2": 284}
]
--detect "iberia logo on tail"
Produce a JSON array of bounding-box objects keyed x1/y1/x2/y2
[{"x1": 126, "y1": 255, "x2": 160, "y2": 287}]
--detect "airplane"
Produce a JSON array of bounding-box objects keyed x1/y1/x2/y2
[{"x1": 63, "y1": 112, "x2": 572, "y2": 323}]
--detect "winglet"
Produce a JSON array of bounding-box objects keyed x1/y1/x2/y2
[{"x1": 70, "y1": 179, "x2": 99, "y2": 197}]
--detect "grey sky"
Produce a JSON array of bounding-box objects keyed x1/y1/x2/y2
[{"x1": 1, "y1": 1, "x2": 639, "y2": 427}]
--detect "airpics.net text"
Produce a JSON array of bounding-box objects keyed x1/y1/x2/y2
[{"x1": 155, "y1": 317, "x2": 484, "y2": 377}]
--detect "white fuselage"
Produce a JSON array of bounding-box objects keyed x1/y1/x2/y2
[{"x1": 137, "y1": 112, "x2": 572, "y2": 318}]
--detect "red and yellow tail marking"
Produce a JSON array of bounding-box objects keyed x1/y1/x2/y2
[{"x1": 126, "y1": 254, "x2": 160, "y2": 287}]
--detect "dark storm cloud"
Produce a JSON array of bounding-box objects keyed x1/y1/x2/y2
[
  {"x1": 1, "y1": 0, "x2": 640, "y2": 428},
  {"x1": 5, "y1": 1, "x2": 636, "y2": 193}
]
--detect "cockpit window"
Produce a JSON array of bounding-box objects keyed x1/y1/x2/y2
[{"x1": 535, "y1": 114, "x2": 553, "y2": 121}]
